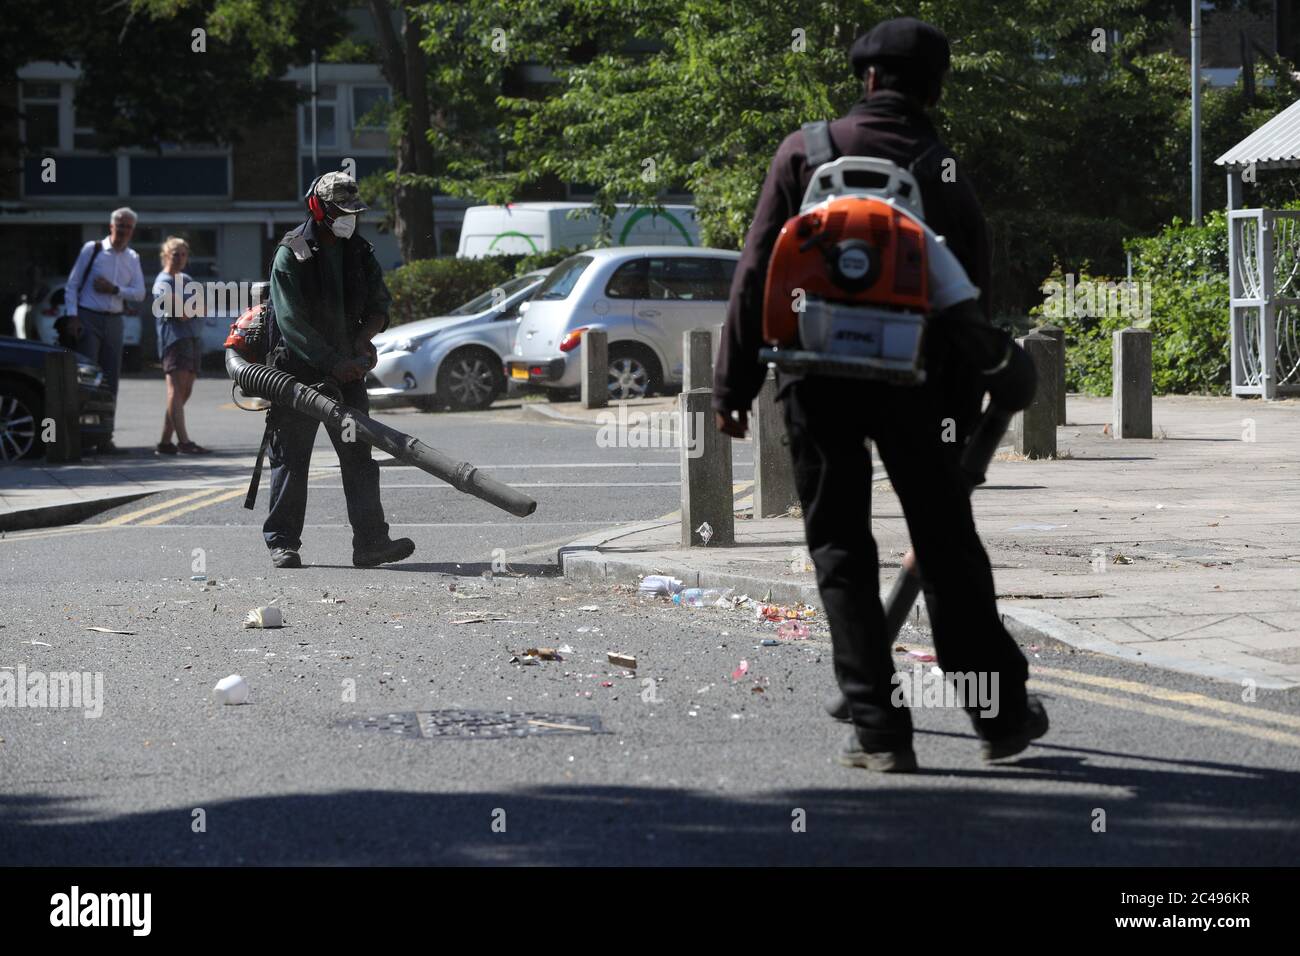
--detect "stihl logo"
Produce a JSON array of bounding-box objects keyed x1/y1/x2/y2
[{"x1": 833, "y1": 329, "x2": 878, "y2": 343}]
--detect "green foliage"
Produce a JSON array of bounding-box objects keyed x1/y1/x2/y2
[
  {"x1": 385, "y1": 257, "x2": 513, "y2": 327},
  {"x1": 46, "y1": 0, "x2": 354, "y2": 149},
  {"x1": 414, "y1": 0, "x2": 1300, "y2": 313},
  {"x1": 1035, "y1": 212, "x2": 1233, "y2": 395}
]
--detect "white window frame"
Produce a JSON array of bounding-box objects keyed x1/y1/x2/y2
[{"x1": 18, "y1": 79, "x2": 67, "y2": 152}]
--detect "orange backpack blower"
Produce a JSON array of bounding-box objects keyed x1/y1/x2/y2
[{"x1": 758, "y1": 129, "x2": 978, "y2": 384}]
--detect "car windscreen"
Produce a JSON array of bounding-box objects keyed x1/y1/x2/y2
[
  {"x1": 448, "y1": 274, "x2": 542, "y2": 316},
  {"x1": 533, "y1": 256, "x2": 593, "y2": 300}
]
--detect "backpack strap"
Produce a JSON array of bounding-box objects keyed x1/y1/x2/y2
[
  {"x1": 801, "y1": 120, "x2": 837, "y2": 169},
  {"x1": 76, "y1": 241, "x2": 103, "y2": 303},
  {"x1": 244, "y1": 416, "x2": 273, "y2": 510},
  {"x1": 908, "y1": 142, "x2": 946, "y2": 181}
]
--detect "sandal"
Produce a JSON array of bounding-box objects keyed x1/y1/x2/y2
[
  {"x1": 178, "y1": 441, "x2": 210, "y2": 455},
  {"x1": 155, "y1": 441, "x2": 178, "y2": 456}
]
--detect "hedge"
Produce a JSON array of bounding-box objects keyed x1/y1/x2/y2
[
  {"x1": 384, "y1": 247, "x2": 588, "y2": 327},
  {"x1": 1032, "y1": 211, "x2": 1232, "y2": 395}
]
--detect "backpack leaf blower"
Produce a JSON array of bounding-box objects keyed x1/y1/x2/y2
[{"x1": 225, "y1": 297, "x2": 536, "y2": 519}]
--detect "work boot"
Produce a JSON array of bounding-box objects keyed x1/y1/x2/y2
[
  {"x1": 836, "y1": 731, "x2": 918, "y2": 773},
  {"x1": 978, "y1": 694, "x2": 1049, "y2": 762},
  {"x1": 825, "y1": 691, "x2": 851, "y2": 722},
  {"x1": 271, "y1": 548, "x2": 302, "y2": 569},
  {"x1": 353, "y1": 537, "x2": 415, "y2": 568}
]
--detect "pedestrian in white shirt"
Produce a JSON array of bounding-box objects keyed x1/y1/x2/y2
[{"x1": 65, "y1": 207, "x2": 147, "y2": 454}]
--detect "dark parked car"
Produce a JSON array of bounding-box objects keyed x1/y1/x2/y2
[{"x1": 0, "y1": 336, "x2": 116, "y2": 462}]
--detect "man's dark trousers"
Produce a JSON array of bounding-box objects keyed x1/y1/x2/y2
[
  {"x1": 262, "y1": 375, "x2": 390, "y2": 553},
  {"x1": 782, "y1": 376, "x2": 1030, "y2": 751},
  {"x1": 74, "y1": 308, "x2": 125, "y2": 401}
]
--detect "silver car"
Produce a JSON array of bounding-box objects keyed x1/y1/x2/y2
[
  {"x1": 367, "y1": 270, "x2": 550, "y2": 411},
  {"x1": 506, "y1": 247, "x2": 739, "y2": 400}
]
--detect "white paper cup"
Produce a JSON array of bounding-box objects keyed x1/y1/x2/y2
[{"x1": 213, "y1": 674, "x2": 249, "y2": 705}]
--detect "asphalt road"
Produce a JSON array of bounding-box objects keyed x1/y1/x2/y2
[{"x1": 2, "y1": 377, "x2": 1298, "y2": 865}]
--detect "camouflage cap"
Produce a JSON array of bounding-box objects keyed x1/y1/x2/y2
[{"x1": 312, "y1": 171, "x2": 367, "y2": 214}]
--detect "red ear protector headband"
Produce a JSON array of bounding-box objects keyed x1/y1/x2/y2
[{"x1": 305, "y1": 175, "x2": 326, "y2": 222}]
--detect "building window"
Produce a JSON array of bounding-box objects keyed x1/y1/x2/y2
[
  {"x1": 352, "y1": 86, "x2": 390, "y2": 130},
  {"x1": 20, "y1": 81, "x2": 62, "y2": 152},
  {"x1": 133, "y1": 226, "x2": 220, "y2": 279},
  {"x1": 300, "y1": 84, "x2": 338, "y2": 149}
]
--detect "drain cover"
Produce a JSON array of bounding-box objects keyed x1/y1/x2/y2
[{"x1": 344, "y1": 709, "x2": 605, "y2": 740}]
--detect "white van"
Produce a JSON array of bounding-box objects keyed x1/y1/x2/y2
[{"x1": 457, "y1": 202, "x2": 701, "y2": 258}]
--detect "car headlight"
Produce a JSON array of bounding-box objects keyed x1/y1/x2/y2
[
  {"x1": 379, "y1": 331, "x2": 437, "y2": 354},
  {"x1": 77, "y1": 363, "x2": 103, "y2": 388}
]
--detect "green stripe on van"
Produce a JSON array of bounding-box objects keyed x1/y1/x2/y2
[
  {"x1": 618, "y1": 208, "x2": 694, "y2": 246},
  {"x1": 487, "y1": 231, "x2": 541, "y2": 253}
]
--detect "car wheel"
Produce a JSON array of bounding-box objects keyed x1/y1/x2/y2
[
  {"x1": 437, "y1": 348, "x2": 505, "y2": 412},
  {"x1": 607, "y1": 344, "x2": 661, "y2": 401},
  {"x1": 0, "y1": 383, "x2": 42, "y2": 463}
]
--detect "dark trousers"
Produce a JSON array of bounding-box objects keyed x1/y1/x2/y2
[
  {"x1": 75, "y1": 309, "x2": 124, "y2": 419},
  {"x1": 262, "y1": 377, "x2": 390, "y2": 552},
  {"x1": 782, "y1": 376, "x2": 1029, "y2": 751}
]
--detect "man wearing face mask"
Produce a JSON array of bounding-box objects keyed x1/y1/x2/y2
[{"x1": 263, "y1": 171, "x2": 414, "y2": 570}]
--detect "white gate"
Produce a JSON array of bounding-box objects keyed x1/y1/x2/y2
[{"x1": 1229, "y1": 208, "x2": 1300, "y2": 397}]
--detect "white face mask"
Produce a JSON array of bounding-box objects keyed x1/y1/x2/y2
[{"x1": 329, "y1": 214, "x2": 357, "y2": 239}]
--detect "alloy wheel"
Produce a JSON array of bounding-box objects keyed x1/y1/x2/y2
[{"x1": 0, "y1": 394, "x2": 38, "y2": 463}]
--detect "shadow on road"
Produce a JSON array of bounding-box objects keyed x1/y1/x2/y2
[{"x1": 2, "y1": 740, "x2": 1296, "y2": 865}]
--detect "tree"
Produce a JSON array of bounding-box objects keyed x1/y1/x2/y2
[
  {"x1": 14, "y1": 1, "x2": 356, "y2": 151},
  {"x1": 367, "y1": 1, "x2": 437, "y2": 261},
  {"x1": 423, "y1": 0, "x2": 1297, "y2": 314}
]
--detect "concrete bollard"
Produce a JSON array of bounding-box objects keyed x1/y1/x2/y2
[
  {"x1": 752, "y1": 368, "x2": 799, "y2": 518},
  {"x1": 682, "y1": 328, "x2": 713, "y2": 393},
  {"x1": 581, "y1": 328, "x2": 608, "y2": 409},
  {"x1": 1014, "y1": 332, "x2": 1057, "y2": 459},
  {"x1": 43, "y1": 350, "x2": 81, "y2": 464},
  {"x1": 1035, "y1": 323, "x2": 1067, "y2": 425},
  {"x1": 680, "y1": 387, "x2": 734, "y2": 547},
  {"x1": 1112, "y1": 327, "x2": 1153, "y2": 439}
]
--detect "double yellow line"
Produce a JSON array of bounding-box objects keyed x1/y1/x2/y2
[
  {"x1": 102, "y1": 486, "x2": 250, "y2": 527},
  {"x1": 1030, "y1": 665, "x2": 1300, "y2": 749}
]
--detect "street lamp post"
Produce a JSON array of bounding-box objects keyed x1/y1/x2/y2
[{"x1": 1191, "y1": 0, "x2": 1202, "y2": 224}]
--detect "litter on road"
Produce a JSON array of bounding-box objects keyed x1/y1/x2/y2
[
  {"x1": 776, "y1": 620, "x2": 810, "y2": 640},
  {"x1": 607, "y1": 652, "x2": 637, "y2": 669},
  {"x1": 639, "y1": 575, "x2": 684, "y2": 597},
  {"x1": 213, "y1": 674, "x2": 249, "y2": 705},
  {"x1": 244, "y1": 606, "x2": 284, "y2": 629},
  {"x1": 85, "y1": 626, "x2": 134, "y2": 635}
]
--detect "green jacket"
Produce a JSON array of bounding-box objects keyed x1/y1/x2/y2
[{"x1": 269, "y1": 220, "x2": 391, "y2": 373}]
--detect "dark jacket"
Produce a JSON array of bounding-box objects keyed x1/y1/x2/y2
[
  {"x1": 270, "y1": 220, "x2": 392, "y2": 375},
  {"x1": 714, "y1": 90, "x2": 992, "y2": 415}
]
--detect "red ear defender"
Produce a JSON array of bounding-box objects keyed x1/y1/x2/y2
[{"x1": 308, "y1": 194, "x2": 325, "y2": 222}]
